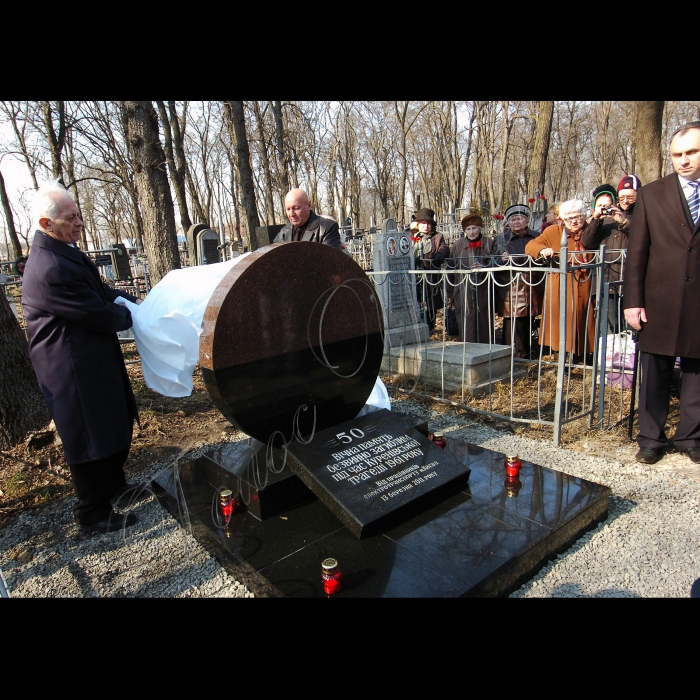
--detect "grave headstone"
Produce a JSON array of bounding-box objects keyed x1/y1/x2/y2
[
  {"x1": 112, "y1": 243, "x2": 133, "y2": 280},
  {"x1": 151, "y1": 235, "x2": 610, "y2": 595},
  {"x1": 199, "y1": 241, "x2": 385, "y2": 443},
  {"x1": 197, "y1": 229, "x2": 222, "y2": 265},
  {"x1": 253, "y1": 224, "x2": 284, "y2": 251},
  {"x1": 186, "y1": 223, "x2": 209, "y2": 265},
  {"x1": 373, "y1": 218, "x2": 429, "y2": 350}
]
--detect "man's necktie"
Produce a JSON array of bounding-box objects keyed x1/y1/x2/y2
[{"x1": 688, "y1": 181, "x2": 700, "y2": 225}]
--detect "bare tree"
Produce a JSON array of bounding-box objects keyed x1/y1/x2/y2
[
  {"x1": 528, "y1": 101, "x2": 554, "y2": 198},
  {"x1": 273, "y1": 101, "x2": 290, "y2": 194},
  {"x1": 224, "y1": 101, "x2": 260, "y2": 249},
  {"x1": 0, "y1": 168, "x2": 23, "y2": 260},
  {"x1": 156, "y1": 100, "x2": 192, "y2": 235},
  {"x1": 120, "y1": 101, "x2": 180, "y2": 286}
]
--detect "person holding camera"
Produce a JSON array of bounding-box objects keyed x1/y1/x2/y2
[{"x1": 581, "y1": 184, "x2": 630, "y2": 333}]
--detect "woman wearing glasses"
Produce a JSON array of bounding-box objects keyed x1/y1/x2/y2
[{"x1": 525, "y1": 199, "x2": 596, "y2": 364}]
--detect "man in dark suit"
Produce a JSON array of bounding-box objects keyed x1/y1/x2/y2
[
  {"x1": 22, "y1": 182, "x2": 143, "y2": 533},
  {"x1": 274, "y1": 188, "x2": 342, "y2": 249},
  {"x1": 624, "y1": 122, "x2": 700, "y2": 464}
]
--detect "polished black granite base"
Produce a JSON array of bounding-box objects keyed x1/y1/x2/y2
[{"x1": 152, "y1": 429, "x2": 610, "y2": 597}]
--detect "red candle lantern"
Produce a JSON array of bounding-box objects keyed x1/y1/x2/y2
[
  {"x1": 321, "y1": 558, "x2": 343, "y2": 595},
  {"x1": 504, "y1": 454, "x2": 522, "y2": 477},
  {"x1": 430, "y1": 432, "x2": 447, "y2": 449},
  {"x1": 219, "y1": 489, "x2": 237, "y2": 523}
]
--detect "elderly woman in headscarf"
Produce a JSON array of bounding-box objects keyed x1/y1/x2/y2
[
  {"x1": 448, "y1": 214, "x2": 498, "y2": 343},
  {"x1": 494, "y1": 204, "x2": 545, "y2": 359},
  {"x1": 413, "y1": 207, "x2": 450, "y2": 333},
  {"x1": 525, "y1": 199, "x2": 596, "y2": 363}
]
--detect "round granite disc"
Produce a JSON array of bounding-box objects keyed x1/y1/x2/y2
[{"x1": 200, "y1": 242, "x2": 385, "y2": 443}]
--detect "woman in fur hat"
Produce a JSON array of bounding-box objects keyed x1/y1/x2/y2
[
  {"x1": 448, "y1": 214, "x2": 498, "y2": 342},
  {"x1": 413, "y1": 208, "x2": 450, "y2": 333},
  {"x1": 494, "y1": 204, "x2": 545, "y2": 359}
]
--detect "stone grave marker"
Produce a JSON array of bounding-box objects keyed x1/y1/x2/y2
[
  {"x1": 285, "y1": 408, "x2": 470, "y2": 538},
  {"x1": 373, "y1": 217, "x2": 429, "y2": 350},
  {"x1": 151, "y1": 237, "x2": 609, "y2": 596},
  {"x1": 199, "y1": 241, "x2": 385, "y2": 442},
  {"x1": 198, "y1": 241, "x2": 469, "y2": 538}
]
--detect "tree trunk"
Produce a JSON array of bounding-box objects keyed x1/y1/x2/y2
[
  {"x1": 0, "y1": 169, "x2": 23, "y2": 261},
  {"x1": 225, "y1": 101, "x2": 260, "y2": 249},
  {"x1": 528, "y1": 100, "x2": 554, "y2": 198},
  {"x1": 156, "y1": 100, "x2": 192, "y2": 235},
  {"x1": 120, "y1": 101, "x2": 181, "y2": 286},
  {"x1": 0, "y1": 293, "x2": 51, "y2": 449},
  {"x1": 42, "y1": 100, "x2": 67, "y2": 182},
  {"x1": 169, "y1": 102, "x2": 207, "y2": 226},
  {"x1": 273, "y1": 100, "x2": 290, "y2": 193},
  {"x1": 251, "y1": 101, "x2": 276, "y2": 224},
  {"x1": 63, "y1": 133, "x2": 89, "y2": 250},
  {"x1": 635, "y1": 101, "x2": 665, "y2": 185}
]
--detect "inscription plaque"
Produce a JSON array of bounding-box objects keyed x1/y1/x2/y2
[{"x1": 287, "y1": 408, "x2": 471, "y2": 538}]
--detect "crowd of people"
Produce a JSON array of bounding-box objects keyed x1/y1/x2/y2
[{"x1": 408, "y1": 179, "x2": 638, "y2": 363}]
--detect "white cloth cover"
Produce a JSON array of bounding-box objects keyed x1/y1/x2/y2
[
  {"x1": 124, "y1": 255, "x2": 249, "y2": 397},
  {"x1": 124, "y1": 254, "x2": 391, "y2": 410}
]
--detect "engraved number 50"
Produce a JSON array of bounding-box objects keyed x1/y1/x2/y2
[{"x1": 336, "y1": 428, "x2": 365, "y2": 443}]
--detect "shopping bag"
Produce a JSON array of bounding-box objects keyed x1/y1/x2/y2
[{"x1": 598, "y1": 330, "x2": 636, "y2": 389}]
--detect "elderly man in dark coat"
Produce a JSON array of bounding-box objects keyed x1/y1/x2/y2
[
  {"x1": 624, "y1": 122, "x2": 700, "y2": 465},
  {"x1": 274, "y1": 188, "x2": 342, "y2": 249},
  {"x1": 21, "y1": 182, "x2": 142, "y2": 533}
]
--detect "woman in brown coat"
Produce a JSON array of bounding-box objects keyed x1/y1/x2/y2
[{"x1": 525, "y1": 199, "x2": 595, "y2": 362}]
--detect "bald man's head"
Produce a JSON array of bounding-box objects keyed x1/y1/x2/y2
[{"x1": 285, "y1": 188, "x2": 311, "y2": 228}]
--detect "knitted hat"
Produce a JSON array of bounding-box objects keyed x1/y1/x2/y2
[
  {"x1": 461, "y1": 214, "x2": 484, "y2": 230},
  {"x1": 618, "y1": 174, "x2": 642, "y2": 192},
  {"x1": 504, "y1": 204, "x2": 531, "y2": 222},
  {"x1": 414, "y1": 208, "x2": 436, "y2": 224},
  {"x1": 591, "y1": 184, "x2": 617, "y2": 206}
]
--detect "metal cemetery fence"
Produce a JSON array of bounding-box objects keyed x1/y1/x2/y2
[{"x1": 365, "y1": 239, "x2": 635, "y2": 446}]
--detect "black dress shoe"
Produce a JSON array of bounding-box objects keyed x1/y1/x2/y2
[
  {"x1": 80, "y1": 511, "x2": 137, "y2": 534},
  {"x1": 635, "y1": 447, "x2": 665, "y2": 464},
  {"x1": 685, "y1": 447, "x2": 700, "y2": 464}
]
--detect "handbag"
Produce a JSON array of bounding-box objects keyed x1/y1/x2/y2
[{"x1": 598, "y1": 330, "x2": 636, "y2": 389}]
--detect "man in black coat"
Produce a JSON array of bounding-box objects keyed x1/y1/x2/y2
[
  {"x1": 22, "y1": 182, "x2": 142, "y2": 533},
  {"x1": 273, "y1": 188, "x2": 342, "y2": 249},
  {"x1": 624, "y1": 122, "x2": 700, "y2": 465}
]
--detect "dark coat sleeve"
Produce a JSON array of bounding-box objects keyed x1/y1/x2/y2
[
  {"x1": 622, "y1": 188, "x2": 650, "y2": 310},
  {"x1": 318, "y1": 217, "x2": 342, "y2": 249},
  {"x1": 39, "y1": 254, "x2": 135, "y2": 334}
]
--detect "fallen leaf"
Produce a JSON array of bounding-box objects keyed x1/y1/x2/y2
[{"x1": 280, "y1": 516, "x2": 288, "y2": 520}]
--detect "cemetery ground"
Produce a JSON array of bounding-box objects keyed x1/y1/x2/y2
[{"x1": 2, "y1": 337, "x2": 699, "y2": 597}]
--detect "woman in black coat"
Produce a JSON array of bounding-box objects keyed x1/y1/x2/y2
[{"x1": 413, "y1": 207, "x2": 450, "y2": 332}]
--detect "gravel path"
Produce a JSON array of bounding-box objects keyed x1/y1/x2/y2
[{"x1": 2, "y1": 404, "x2": 699, "y2": 598}]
